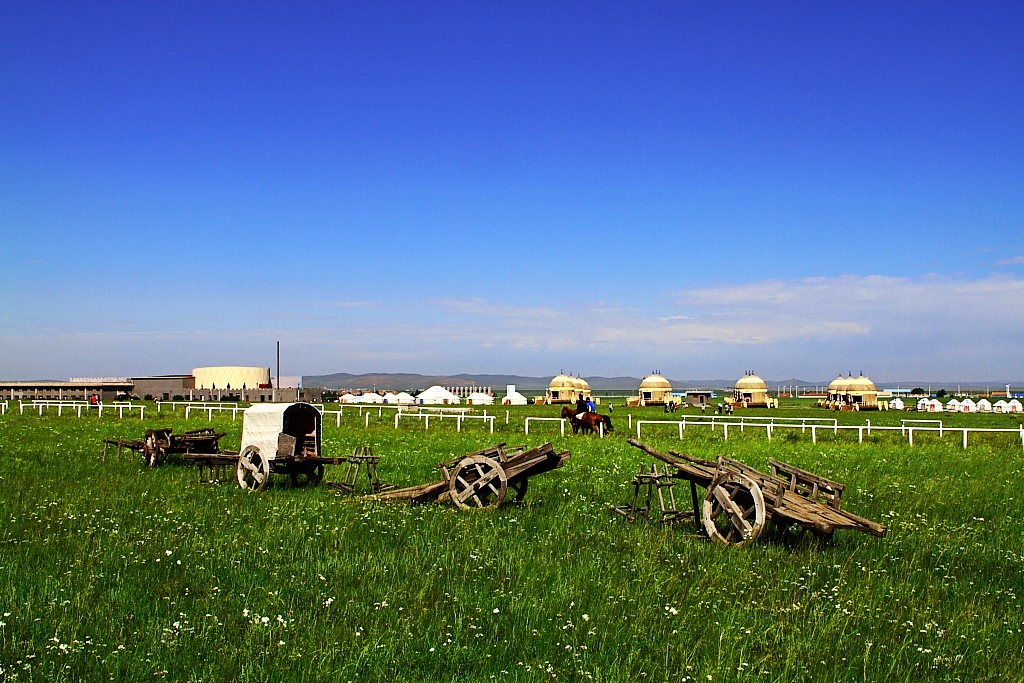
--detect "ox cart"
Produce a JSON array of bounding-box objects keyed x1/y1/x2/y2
[
  {"x1": 614, "y1": 439, "x2": 886, "y2": 547},
  {"x1": 367, "y1": 442, "x2": 570, "y2": 510},
  {"x1": 103, "y1": 428, "x2": 226, "y2": 467}
]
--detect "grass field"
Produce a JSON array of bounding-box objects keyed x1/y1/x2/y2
[{"x1": 1, "y1": 403, "x2": 1022, "y2": 682}]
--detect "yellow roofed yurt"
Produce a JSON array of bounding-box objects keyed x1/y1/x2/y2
[
  {"x1": 730, "y1": 372, "x2": 775, "y2": 408},
  {"x1": 821, "y1": 372, "x2": 881, "y2": 410},
  {"x1": 544, "y1": 374, "x2": 590, "y2": 404},
  {"x1": 630, "y1": 372, "x2": 673, "y2": 406}
]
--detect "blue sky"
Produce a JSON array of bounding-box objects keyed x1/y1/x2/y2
[{"x1": 2, "y1": 2, "x2": 1022, "y2": 382}]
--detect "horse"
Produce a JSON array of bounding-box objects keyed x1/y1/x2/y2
[
  {"x1": 577, "y1": 411, "x2": 613, "y2": 435},
  {"x1": 560, "y1": 406, "x2": 613, "y2": 435}
]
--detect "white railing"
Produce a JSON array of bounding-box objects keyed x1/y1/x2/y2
[
  {"x1": 524, "y1": 417, "x2": 566, "y2": 436},
  {"x1": 18, "y1": 401, "x2": 145, "y2": 419},
  {"x1": 393, "y1": 412, "x2": 494, "y2": 433},
  {"x1": 636, "y1": 418, "x2": 1024, "y2": 449},
  {"x1": 0, "y1": 400, "x2": 6, "y2": 415},
  {"x1": 157, "y1": 401, "x2": 239, "y2": 413}
]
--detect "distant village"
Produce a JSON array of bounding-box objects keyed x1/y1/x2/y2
[{"x1": 2, "y1": 366, "x2": 1020, "y2": 413}]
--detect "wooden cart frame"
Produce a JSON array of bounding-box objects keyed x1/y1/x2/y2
[
  {"x1": 617, "y1": 439, "x2": 886, "y2": 547},
  {"x1": 103, "y1": 428, "x2": 226, "y2": 468},
  {"x1": 367, "y1": 442, "x2": 570, "y2": 510}
]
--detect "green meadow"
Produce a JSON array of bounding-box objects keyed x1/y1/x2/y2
[{"x1": 1, "y1": 403, "x2": 1022, "y2": 682}]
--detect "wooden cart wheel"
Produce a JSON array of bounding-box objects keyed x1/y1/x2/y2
[
  {"x1": 449, "y1": 455, "x2": 508, "y2": 510},
  {"x1": 290, "y1": 462, "x2": 325, "y2": 487},
  {"x1": 143, "y1": 430, "x2": 165, "y2": 468},
  {"x1": 236, "y1": 446, "x2": 270, "y2": 491},
  {"x1": 702, "y1": 473, "x2": 766, "y2": 547}
]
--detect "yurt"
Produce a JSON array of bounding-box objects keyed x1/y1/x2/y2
[
  {"x1": 637, "y1": 373, "x2": 673, "y2": 406},
  {"x1": 545, "y1": 374, "x2": 589, "y2": 404},
  {"x1": 502, "y1": 385, "x2": 528, "y2": 406},
  {"x1": 976, "y1": 399, "x2": 993, "y2": 412},
  {"x1": 417, "y1": 386, "x2": 461, "y2": 405},
  {"x1": 359, "y1": 392, "x2": 384, "y2": 404},
  {"x1": 889, "y1": 398, "x2": 905, "y2": 410},
  {"x1": 466, "y1": 392, "x2": 494, "y2": 406},
  {"x1": 395, "y1": 392, "x2": 417, "y2": 405},
  {"x1": 846, "y1": 374, "x2": 879, "y2": 409},
  {"x1": 945, "y1": 398, "x2": 961, "y2": 412},
  {"x1": 1009, "y1": 399, "x2": 1023, "y2": 413},
  {"x1": 732, "y1": 372, "x2": 770, "y2": 407},
  {"x1": 824, "y1": 375, "x2": 850, "y2": 409},
  {"x1": 928, "y1": 399, "x2": 944, "y2": 412},
  {"x1": 916, "y1": 398, "x2": 931, "y2": 411},
  {"x1": 339, "y1": 393, "x2": 359, "y2": 404},
  {"x1": 959, "y1": 398, "x2": 977, "y2": 413},
  {"x1": 994, "y1": 400, "x2": 1009, "y2": 413},
  {"x1": 382, "y1": 392, "x2": 399, "y2": 404}
]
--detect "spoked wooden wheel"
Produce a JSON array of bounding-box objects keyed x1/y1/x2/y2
[
  {"x1": 449, "y1": 455, "x2": 508, "y2": 510},
  {"x1": 702, "y1": 473, "x2": 766, "y2": 547},
  {"x1": 143, "y1": 430, "x2": 165, "y2": 468},
  {"x1": 290, "y1": 462, "x2": 325, "y2": 487},
  {"x1": 236, "y1": 446, "x2": 271, "y2": 491}
]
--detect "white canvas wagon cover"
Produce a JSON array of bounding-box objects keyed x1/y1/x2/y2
[{"x1": 241, "y1": 402, "x2": 322, "y2": 459}]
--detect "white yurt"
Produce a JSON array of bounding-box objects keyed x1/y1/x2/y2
[
  {"x1": 466, "y1": 392, "x2": 494, "y2": 406},
  {"x1": 976, "y1": 398, "x2": 993, "y2": 412},
  {"x1": 959, "y1": 398, "x2": 977, "y2": 413},
  {"x1": 994, "y1": 400, "x2": 1009, "y2": 413},
  {"x1": 395, "y1": 392, "x2": 417, "y2": 405},
  {"x1": 340, "y1": 393, "x2": 359, "y2": 404},
  {"x1": 358, "y1": 392, "x2": 384, "y2": 404},
  {"x1": 417, "y1": 386, "x2": 461, "y2": 405},
  {"x1": 1009, "y1": 399, "x2": 1023, "y2": 413},
  {"x1": 501, "y1": 384, "x2": 529, "y2": 406},
  {"x1": 928, "y1": 399, "x2": 944, "y2": 412},
  {"x1": 945, "y1": 398, "x2": 961, "y2": 412},
  {"x1": 381, "y1": 392, "x2": 399, "y2": 404},
  {"x1": 916, "y1": 398, "x2": 931, "y2": 411},
  {"x1": 889, "y1": 398, "x2": 905, "y2": 410}
]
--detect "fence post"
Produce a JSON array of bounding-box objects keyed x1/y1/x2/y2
[
  {"x1": 723, "y1": 424, "x2": 728, "y2": 441},
  {"x1": 811, "y1": 425, "x2": 816, "y2": 444},
  {"x1": 963, "y1": 429, "x2": 968, "y2": 449}
]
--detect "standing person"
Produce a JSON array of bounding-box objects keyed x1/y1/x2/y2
[{"x1": 586, "y1": 395, "x2": 596, "y2": 413}]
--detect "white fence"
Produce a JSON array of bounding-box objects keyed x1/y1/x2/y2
[
  {"x1": 636, "y1": 417, "x2": 1024, "y2": 449},
  {"x1": 524, "y1": 417, "x2": 566, "y2": 436},
  {"x1": 18, "y1": 400, "x2": 145, "y2": 419},
  {"x1": 394, "y1": 412, "x2": 495, "y2": 433}
]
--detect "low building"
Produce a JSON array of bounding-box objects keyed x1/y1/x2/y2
[
  {"x1": 544, "y1": 374, "x2": 590, "y2": 404},
  {"x1": 631, "y1": 373, "x2": 673, "y2": 406},
  {"x1": 731, "y1": 372, "x2": 772, "y2": 407},
  {"x1": 0, "y1": 379, "x2": 133, "y2": 401}
]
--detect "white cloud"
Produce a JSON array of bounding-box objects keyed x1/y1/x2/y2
[{"x1": 996, "y1": 255, "x2": 1024, "y2": 267}]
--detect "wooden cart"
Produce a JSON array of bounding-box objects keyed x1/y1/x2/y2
[
  {"x1": 615, "y1": 439, "x2": 886, "y2": 547},
  {"x1": 367, "y1": 442, "x2": 570, "y2": 510},
  {"x1": 103, "y1": 428, "x2": 226, "y2": 467}
]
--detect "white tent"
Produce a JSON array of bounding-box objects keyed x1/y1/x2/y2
[
  {"x1": 994, "y1": 399, "x2": 1009, "y2": 413},
  {"x1": 465, "y1": 392, "x2": 494, "y2": 405},
  {"x1": 382, "y1": 392, "x2": 399, "y2": 404},
  {"x1": 959, "y1": 398, "x2": 977, "y2": 413},
  {"x1": 339, "y1": 393, "x2": 359, "y2": 404},
  {"x1": 1009, "y1": 399, "x2": 1023, "y2": 413},
  {"x1": 928, "y1": 399, "x2": 944, "y2": 412},
  {"x1": 501, "y1": 384, "x2": 529, "y2": 406},
  {"x1": 417, "y1": 386, "x2": 461, "y2": 405},
  {"x1": 916, "y1": 398, "x2": 931, "y2": 411},
  {"x1": 945, "y1": 399, "x2": 961, "y2": 412},
  {"x1": 976, "y1": 399, "x2": 993, "y2": 412},
  {"x1": 358, "y1": 392, "x2": 384, "y2": 404},
  {"x1": 889, "y1": 398, "x2": 905, "y2": 410},
  {"x1": 395, "y1": 392, "x2": 417, "y2": 405}
]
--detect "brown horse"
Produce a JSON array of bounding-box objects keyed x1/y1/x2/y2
[{"x1": 560, "y1": 406, "x2": 613, "y2": 435}]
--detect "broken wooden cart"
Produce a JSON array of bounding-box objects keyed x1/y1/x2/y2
[
  {"x1": 103, "y1": 427, "x2": 226, "y2": 468},
  {"x1": 614, "y1": 439, "x2": 886, "y2": 547},
  {"x1": 366, "y1": 442, "x2": 570, "y2": 510}
]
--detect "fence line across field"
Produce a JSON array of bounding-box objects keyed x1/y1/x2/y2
[
  {"x1": 394, "y1": 412, "x2": 495, "y2": 433},
  {"x1": 17, "y1": 400, "x2": 145, "y2": 419},
  {"x1": 524, "y1": 417, "x2": 566, "y2": 436},
  {"x1": 635, "y1": 417, "x2": 1024, "y2": 449}
]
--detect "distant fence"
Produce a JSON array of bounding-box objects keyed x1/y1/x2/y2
[
  {"x1": 18, "y1": 400, "x2": 145, "y2": 419},
  {"x1": 635, "y1": 417, "x2": 1024, "y2": 449}
]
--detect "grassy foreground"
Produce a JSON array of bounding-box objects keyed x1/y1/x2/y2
[{"x1": 0, "y1": 404, "x2": 1022, "y2": 682}]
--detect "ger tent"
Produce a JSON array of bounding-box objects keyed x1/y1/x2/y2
[
  {"x1": 959, "y1": 398, "x2": 977, "y2": 413},
  {"x1": 976, "y1": 399, "x2": 993, "y2": 412},
  {"x1": 417, "y1": 386, "x2": 461, "y2": 405},
  {"x1": 466, "y1": 392, "x2": 494, "y2": 406}
]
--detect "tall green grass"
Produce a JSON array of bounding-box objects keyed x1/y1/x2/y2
[{"x1": 0, "y1": 404, "x2": 1021, "y2": 681}]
